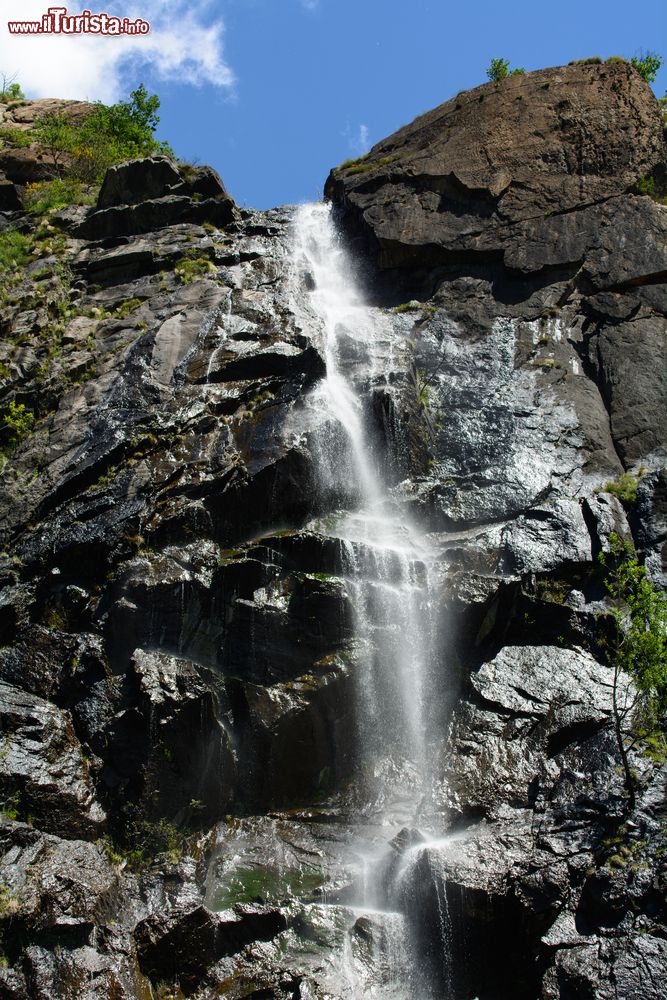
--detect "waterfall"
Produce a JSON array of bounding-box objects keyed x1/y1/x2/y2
[
  {"x1": 289, "y1": 203, "x2": 444, "y2": 996},
  {"x1": 291, "y1": 202, "x2": 437, "y2": 820}
]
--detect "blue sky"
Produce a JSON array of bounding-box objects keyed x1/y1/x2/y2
[{"x1": 2, "y1": 0, "x2": 666, "y2": 208}]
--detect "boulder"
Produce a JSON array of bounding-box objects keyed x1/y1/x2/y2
[
  {"x1": 135, "y1": 903, "x2": 288, "y2": 991},
  {"x1": 97, "y1": 156, "x2": 184, "y2": 208},
  {"x1": 0, "y1": 681, "x2": 106, "y2": 838}
]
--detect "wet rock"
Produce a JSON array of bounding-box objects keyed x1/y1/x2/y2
[
  {"x1": 0, "y1": 823, "x2": 119, "y2": 935},
  {"x1": 105, "y1": 649, "x2": 234, "y2": 824},
  {"x1": 230, "y1": 654, "x2": 354, "y2": 808},
  {"x1": 135, "y1": 903, "x2": 288, "y2": 992},
  {"x1": 587, "y1": 314, "x2": 667, "y2": 465},
  {"x1": 446, "y1": 645, "x2": 616, "y2": 817},
  {"x1": 0, "y1": 61, "x2": 665, "y2": 1000},
  {"x1": 0, "y1": 682, "x2": 106, "y2": 838}
]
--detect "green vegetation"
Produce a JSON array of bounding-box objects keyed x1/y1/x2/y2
[
  {"x1": 338, "y1": 154, "x2": 369, "y2": 170},
  {"x1": 24, "y1": 177, "x2": 98, "y2": 216},
  {"x1": 0, "y1": 229, "x2": 31, "y2": 273},
  {"x1": 0, "y1": 884, "x2": 19, "y2": 917},
  {"x1": 2, "y1": 401, "x2": 35, "y2": 451},
  {"x1": 603, "y1": 472, "x2": 639, "y2": 504},
  {"x1": 104, "y1": 816, "x2": 188, "y2": 871},
  {"x1": 630, "y1": 51, "x2": 663, "y2": 84},
  {"x1": 533, "y1": 357, "x2": 564, "y2": 370},
  {"x1": 633, "y1": 175, "x2": 655, "y2": 196},
  {"x1": 32, "y1": 84, "x2": 173, "y2": 183},
  {"x1": 174, "y1": 251, "x2": 216, "y2": 284},
  {"x1": 605, "y1": 56, "x2": 626, "y2": 64},
  {"x1": 0, "y1": 789, "x2": 21, "y2": 822},
  {"x1": 415, "y1": 369, "x2": 433, "y2": 409},
  {"x1": 211, "y1": 862, "x2": 325, "y2": 909},
  {"x1": 154, "y1": 983, "x2": 183, "y2": 1000},
  {"x1": 114, "y1": 297, "x2": 143, "y2": 319},
  {"x1": 341, "y1": 153, "x2": 401, "y2": 176},
  {"x1": 0, "y1": 125, "x2": 31, "y2": 148},
  {"x1": 486, "y1": 58, "x2": 526, "y2": 81},
  {"x1": 598, "y1": 533, "x2": 667, "y2": 813},
  {"x1": 0, "y1": 75, "x2": 24, "y2": 103}
]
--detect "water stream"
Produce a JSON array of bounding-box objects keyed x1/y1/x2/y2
[{"x1": 290, "y1": 203, "x2": 444, "y2": 994}]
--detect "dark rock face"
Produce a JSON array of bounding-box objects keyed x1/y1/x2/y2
[
  {"x1": 97, "y1": 156, "x2": 185, "y2": 208},
  {"x1": 324, "y1": 61, "x2": 665, "y2": 285},
  {"x1": 0, "y1": 62, "x2": 666, "y2": 999},
  {"x1": 77, "y1": 157, "x2": 237, "y2": 238}
]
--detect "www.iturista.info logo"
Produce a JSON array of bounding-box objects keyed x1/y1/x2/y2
[{"x1": 8, "y1": 6, "x2": 150, "y2": 35}]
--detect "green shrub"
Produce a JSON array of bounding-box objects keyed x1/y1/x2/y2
[
  {"x1": 2, "y1": 401, "x2": 35, "y2": 450},
  {"x1": 0, "y1": 229, "x2": 31, "y2": 272},
  {"x1": 119, "y1": 817, "x2": 186, "y2": 870},
  {"x1": 487, "y1": 57, "x2": 510, "y2": 81},
  {"x1": 174, "y1": 252, "x2": 216, "y2": 284},
  {"x1": 599, "y1": 534, "x2": 667, "y2": 812},
  {"x1": 633, "y1": 175, "x2": 655, "y2": 195},
  {"x1": 630, "y1": 51, "x2": 663, "y2": 83},
  {"x1": 0, "y1": 125, "x2": 31, "y2": 148},
  {"x1": 338, "y1": 154, "x2": 369, "y2": 170},
  {"x1": 32, "y1": 110, "x2": 74, "y2": 176},
  {"x1": 31, "y1": 84, "x2": 173, "y2": 183},
  {"x1": 604, "y1": 472, "x2": 639, "y2": 504},
  {"x1": 0, "y1": 884, "x2": 19, "y2": 916},
  {"x1": 486, "y1": 59, "x2": 526, "y2": 81},
  {"x1": 0, "y1": 79, "x2": 24, "y2": 103},
  {"x1": 24, "y1": 178, "x2": 97, "y2": 216},
  {"x1": 415, "y1": 369, "x2": 433, "y2": 409},
  {"x1": 343, "y1": 153, "x2": 401, "y2": 176},
  {"x1": 569, "y1": 56, "x2": 603, "y2": 65},
  {"x1": 606, "y1": 56, "x2": 626, "y2": 64},
  {"x1": 114, "y1": 297, "x2": 143, "y2": 319}
]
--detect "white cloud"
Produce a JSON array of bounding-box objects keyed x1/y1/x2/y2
[
  {"x1": 342, "y1": 122, "x2": 370, "y2": 156},
  {"x1": 0, "y1": 0, "x2": 235, "y2": 102},
  {"x1": 300, "y1": 1, "x2": 320, "y2": 9}
]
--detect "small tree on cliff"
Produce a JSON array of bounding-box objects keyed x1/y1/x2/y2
[
  {"x1": 599, "y1": 534, "x2": 667, "y2": 813},
  {"x1": 630, "y1": 51, "x2": 663, "y2": 83},
  {"x1": 486, "y1": 58, "x2": 526, "y2": 81},
  {"x1": 32, "y1": 85, "x2": 172, "y2": 182}
]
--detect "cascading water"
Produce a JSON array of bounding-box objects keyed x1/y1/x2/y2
[
  {"x1": 289, "y1": 203, "x2": 446, "y2": 995},
  {"x1": 291, "y1": 203, "x2": 438, "y2": 813}
]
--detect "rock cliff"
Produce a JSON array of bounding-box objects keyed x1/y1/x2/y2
[{"x1": 0, "y1": 62, "x2": 665, "y2": 999}]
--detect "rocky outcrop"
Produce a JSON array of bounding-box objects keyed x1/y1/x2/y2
[
  {"x1": 0, "y1": 98, "x2": 94, "y2": 184},
  {"x1": 0, "y1": 64, "x2": 665, "y2": 999},
  {"x1": 326, "y1": 61, "x2": 667, "y2": 475},
  {"x1": 325, "y1": 61, "x2": 665, "y2": 283},
  {"x1": 77, "y1": 157, "x2": 237, "y2": 238}
]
